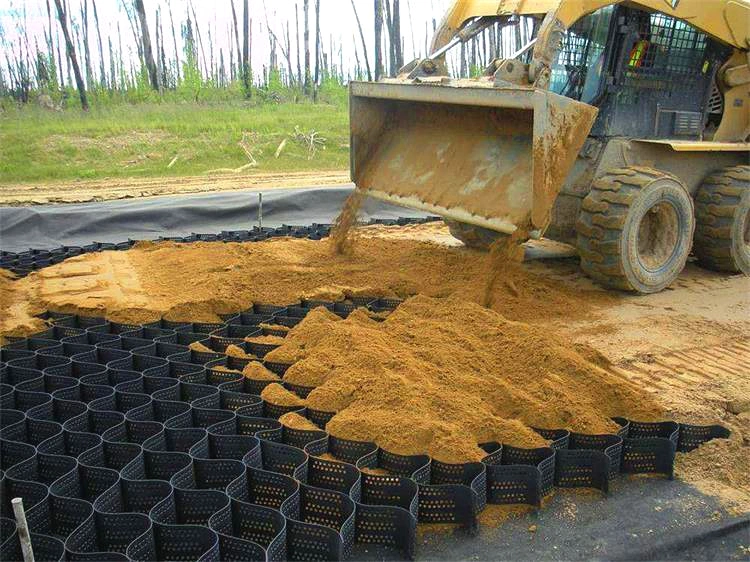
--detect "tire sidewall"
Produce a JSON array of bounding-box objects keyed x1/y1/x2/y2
[
  {"x1": 621, "y1": 178, "x2": 695, "y2": 293},
  {"x1": 731, "y1": 190, "x2": 750, "y2": 274}
]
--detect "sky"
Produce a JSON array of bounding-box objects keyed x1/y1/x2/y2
[{"x1": 0, "y1": 0, "x2": 456, "y2": 86}]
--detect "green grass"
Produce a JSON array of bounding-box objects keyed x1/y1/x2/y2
[{"x1": 0, "y1": 98, "x2": 350, "y2": 183}]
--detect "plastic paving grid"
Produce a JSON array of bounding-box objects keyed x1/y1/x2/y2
[
  {"x1": 0, "y1": 301, "x2": 732, "y2": 562},
  {"x1": 0, "y1": 224, "x2": 732, "y2": 561}
]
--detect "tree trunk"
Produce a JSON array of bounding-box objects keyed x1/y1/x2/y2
[
  {"x1": 350, "y1": 0, "x2": 371, "y2": 81},
  {"x1": 285, "y1": 23, "x2": 293, "y2": 85},
  {"x1": 383, "y1": 0, "x2": 394, "y2": 75},
  {"x1": 219, "y1": 48, "x2": 225, "y2": 86},
  {"x1": 460, "y1": 40, "x2": 467, "y2": 77},
  {"x1": 44, "y1": 0, "x2": 59, "y2": 89},
  {"x1": 303, "y1": 0, "x2": 310, "y2": 94},
  {"x1": 208, "y1": 27, "x2": 215, "y2": 81},
  {"x1": 133, "y1": 0, "x2": 158, "y2": 90},
  {"x1": 189, "y1": 2, "x2": 208, "y2": 79},
  {"x1": 155, "y1": 6, "x2": 163, "y2": 90},
  {"x1": 242, "y1": 0, "x2": 251, "y2": 97},
  {"x1": 230, "y1": 0, "x2": 242, "y2": 82},
  {"x1": 392, "y1": 0, "x2": 402, "y2": 70},
  {"x1": 313, "y1": 0, "x2": 320, "y2": 99},
  {"x1": 295, "y1": 4, "x2": 303, "y2": 88},
  {"x1": 117, "y1": 20, "x2": 125, "y2": 89},
  {"x1": 374, "y1": 0, "x2": 383, "y2": 80},
  {"x1": 167, "y1": 0, "x2": 179, "y2": 82},
  {"x1": 108, "y1": 35, "x2": 116, "y2": 90},
  {"x1": 53, "y1": 0, "x2": 88, "y2": 109},
  {"x1": 91, "y1": 0, "x2": 107, "y2": 88},
  {"x1": 405, "y1": 0, "x2": 415, "y2": 58},
  {"x1": 81, "y1": 0, "x2": 93, "y2": 88}
]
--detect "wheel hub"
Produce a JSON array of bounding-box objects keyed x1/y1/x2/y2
[{"x1": 637, "y1": 202, "x2": 679, "y2": 271}]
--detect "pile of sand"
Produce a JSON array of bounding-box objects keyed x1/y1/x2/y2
[
  {"x1": 0, "y1": 270, "x2": 45, "y2": 345},
  {"x1": 224, "y1": 344, "x2": 256, "y2": 360},
  {"x1": 675, "y1": 410, "x2": 750, "y2": 513},
  {"x1": 242, "y1": 361, "x2": 280, "y2": 381},
  {"x1": 279, "y1": 412, "x2": 320, "y2": 431},
  {"x1": 261, "y1": 383, "x2": 305, "y2": 407},
  {"x1": 265, "y1": 296, "x2": 663, "y2": 463},
  {"x1": 0, "y1": 223, "x2": 615, "y2": 342},
  {"x1": 188, "y1": 341, "x2": 213, "y2": 353}
]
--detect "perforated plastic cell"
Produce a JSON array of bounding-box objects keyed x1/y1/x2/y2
[
  {"x1": 677, "y1": 423, "x2": 731, "y2": 452},
  {"x1": 0, "y1": 298, "x2": 729, "y2": 562}
]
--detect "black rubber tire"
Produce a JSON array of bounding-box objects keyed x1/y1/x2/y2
[
  {"x1": 576, "y1": 166, "x2": 695, "y2": 294},
  {"x1": 445, "y1": 220, "x2": 508, "y2": 250},
  {"x1": 693, "y1": 165, "x2": 750, "y2": 274}
]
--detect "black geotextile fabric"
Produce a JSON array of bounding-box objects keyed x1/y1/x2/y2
[
  {"x1": 0, "y1": 186, "x2": 429, "y2": 253},
  {"x1": 0, "y1": 297, "x2": 732, "y2": 562}
]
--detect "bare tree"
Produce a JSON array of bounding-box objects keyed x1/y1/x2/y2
[
  {"x1": 295, "y1": 3, "x2": 302, "y2": 87},
  {"x1": 374, "y1": 0, "x2": 384, "y2": 80},
  {"x1": 166, "y1": 0, "x2": 179, "y2": 82},
  {"x1": 230, "y1": 0, "x2": 242, "y2": 81},
  {"x1": 262, "y1": 1, "x2": 294, "y2": 85},
  {"x1": 313, "y1": 0, "x2": 320, "y2": 97},
  {"x1": 242, "y1": 0, "x2": 251, "y2": 96},
  {"x1": 155, "y1": 5, "x2": 164, "y2": 89},
  {"x1": 91, "y1": 0, "x2": 106, "y2": 87},
  {"x1": 107, "y1": 35, "x2": 115, "y2": 89},
  {"x1": 383, "y1": 0, "x2": 393, "y2": 75},
  {"x1": 350, "y1": 0, "x2": 371, "y2": 81},
  {"x1": 80, "y1": 0, "x2": 93, "y2": 87},
  {"x1": 117, "y1": 20, "x2": 125, "y2": 88},
  {"x1": 53, "y1": 0, "x2": 88, "y2": 109},
  {"x1": 189, "y1": 1, "x2": 208, "y2": 78},
  {"x1": 303, "y1": 0, "x2": 310, "y2": 94},
  {"x1": 405, "y1": 0, "x2": 416, "y2": 58},
  {"x1": 133, "y1": 0, "x2": 158, "y2": 89},
  {"x1": 392, "y1": 0, "x2": 402, "y2": 70},
  {"x1": 285, "y1": 22, "x2": 293, "y2": 85}
]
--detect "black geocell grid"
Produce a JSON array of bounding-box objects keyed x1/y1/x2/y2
[
  {"x1": 0, "y1": 224, "x2": 732, "y2": 562},
  {"x1": 0, "y1": 218, "x2": 439, "y2": 278}
]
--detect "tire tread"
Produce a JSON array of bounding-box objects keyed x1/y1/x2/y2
[
  {"x1": 576, "y1": 167, "x2": 683, "y2": 292},
  {"x1": 693, "y1": 165, "x2": 750, "y2": 273}
]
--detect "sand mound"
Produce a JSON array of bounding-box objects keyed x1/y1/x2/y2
[
  {"x1": 245, "y1": 334, "x2": 287, "y2": 346},
  {"x1": 0, "y1": 223, "x2": 615, "y2": 342},
  {"x1": 265, "y1": 307, "x2": 341, "y2": 364},
  {"x1": 224, "y1": 344, "x2": 256, "y2": 360},
  {"x1": 261, "y1": 383, "x2": 305, "y2": 407},
  {"x1": 242, "y1": 361, "x2": 280, "y2": 381},
  {"x1": 279, "y1": 412, "x2": 320, "y2": 432},
  {"x1": 267, "y1": 295, "x2": 663, "y2": 463},
  {"x1": 675, "y1": 411, "x2": 750, "y2": 513},
  {"x1": 188, "y1": 341, "x2": 213, "y2": 353},
  {"x1": 0, "y1": 269, "x2": 45, "y2": 345}
]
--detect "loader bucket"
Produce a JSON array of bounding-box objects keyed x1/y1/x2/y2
[{"x1": 349, "y1": 81, "x2": 598, "y2": 234}]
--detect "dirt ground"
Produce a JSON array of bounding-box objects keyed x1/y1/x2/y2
[
  {"x1": 1, "y1": 221, "x2": 747, "y2": 511},
  {"x1": 0, "y1": 170, "x2": 350, "y2": 205}
]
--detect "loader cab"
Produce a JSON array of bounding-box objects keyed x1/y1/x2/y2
[{"x1": 549, "y1": 5, "x2": 732, "y2": 140}]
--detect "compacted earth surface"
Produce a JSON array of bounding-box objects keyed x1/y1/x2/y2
[
  {"x1": 0, "y1": 170, "x2": 350, "y2": 205},
  {"x1": 1, "y1": 221, "x2": 748, "y2": 519}
]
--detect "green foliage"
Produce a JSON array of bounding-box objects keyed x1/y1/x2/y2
[
  {"x1": 179, "y1": 46, "x2": 202, "y2": 102},
  {"x1": 317, "y1": 75, "x2": 348, "y2": 105},
  {"x1": 0, "y1": 97, "x2": 350, "y2": 183},
  {"x1": 469, "y1": 64, "x2": 484, "y2": 78}
]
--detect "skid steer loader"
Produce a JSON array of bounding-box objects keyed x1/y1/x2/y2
[{"x1": 350, "y1": 0, "x2": 750, "y2": 293}]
